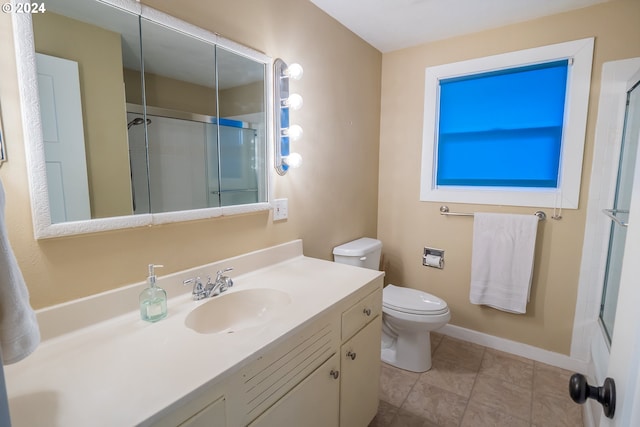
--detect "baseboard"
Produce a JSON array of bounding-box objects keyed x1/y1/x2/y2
[{"x1": 439, "y1": 324, "x2": 589, "y2": 373}]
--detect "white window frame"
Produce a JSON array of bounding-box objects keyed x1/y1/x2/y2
[{"x1": 420, "y1": 38, "x2": 594, "y2": 209}]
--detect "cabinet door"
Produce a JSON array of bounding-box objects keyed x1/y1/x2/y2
[
  {"x1": 340, "y1": 316, "x2": 382, "y2": 427},
  {"x1": 248, "y1": 353, "x2": 340, "y2": 427}
]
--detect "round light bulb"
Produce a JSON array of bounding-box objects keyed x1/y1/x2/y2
[
  {"x1": 286, "y1": 63, "x2": 304, "y2": 80},
  {"x1": 286, "y1": 124, "x2": 303, "y2": 141},
  {"x1": 284, "y1": 152, "x2": 303, "y2": 168},
  {"x1": 286, "y1": 93, "x2": 304, "y2": 110}
]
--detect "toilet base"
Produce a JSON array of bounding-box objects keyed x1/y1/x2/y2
[{"x1": 380, "y1": 330, "x2": 433, "y2": 373}]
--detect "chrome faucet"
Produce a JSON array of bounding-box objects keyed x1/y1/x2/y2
[
  {"x1": 206, "y1": 268, "x2": 234, "y2": 297},
  {"x1": 183, "y1": 268, "x2": 234, "y2": 300}
]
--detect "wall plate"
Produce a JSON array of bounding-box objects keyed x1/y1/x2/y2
[{"x1": 273, "y1": 198, "x2": 288, "y2": 221}]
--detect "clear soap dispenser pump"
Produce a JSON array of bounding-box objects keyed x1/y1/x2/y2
[{"x1": 139, "y1": 264, "x2": 168, "y2": 322}]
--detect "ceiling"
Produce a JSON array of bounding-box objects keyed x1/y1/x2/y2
[{"x1": 309, "y1": 0, "x2": 611, "y2": 53}]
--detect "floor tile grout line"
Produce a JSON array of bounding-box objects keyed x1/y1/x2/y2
[
  {"x1": 530, "y1": 361, "x2": 537, "y2": 427},
  {"x1": 386, "y1": 334, "x2": 446, "y2": 426},
  {"x1": 457, "y1": 344, "x2": 487, "y2": 426}
]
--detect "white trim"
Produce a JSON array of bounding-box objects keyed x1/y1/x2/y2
[
  {"x1": 439, "y1": 323, "x2": 588, "y2": 373},
  {"x1": 12, "y1": 0, "x2": 273, "y2": 239},
  {"x1": 571, "y1": 58, "x2": 640, "y2": 363},
  {"x1": 420, "y1": 38, "x2": 594, "y2": 209},
  {"x1": 584, "y1": 403, "x2": 598, "y2": 427}
]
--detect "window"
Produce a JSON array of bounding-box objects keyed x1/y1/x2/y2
[{"x1": 420, "y1": 38, "x2": 594, "y2": 209}]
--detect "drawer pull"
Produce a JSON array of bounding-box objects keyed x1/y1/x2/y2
[
  {"x1": 330, "y1": 369, "x2": 340, "y2": 379},
  {"x1": 363, "y1": 308, "x2": 372, "y2": 316},
  {"x1": 346, "y1": 351, "x2": 357, "y2": 361}
]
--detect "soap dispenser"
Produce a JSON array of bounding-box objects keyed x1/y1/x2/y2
[{"x1": 139, "y1": 264, "x2": 168, "y2": 322}]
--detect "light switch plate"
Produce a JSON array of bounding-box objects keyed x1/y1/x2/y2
[{"x1": 273, "y1": 198, "x2": 288, "y2": 221}]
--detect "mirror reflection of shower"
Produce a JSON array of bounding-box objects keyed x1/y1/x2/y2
[
  {"x1": 126, "y1": 106, "x2": 260, "y2": 215},
  {"x1": 126, "y1": 117, "x2": 151, "y2": 214},
  {"x1": 127, "y1": 117, "x2": 152, "y2": 129}
]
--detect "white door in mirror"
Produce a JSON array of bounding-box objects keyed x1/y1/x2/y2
[
  {"x1": 273, "y1": 199, "x2": 288, "y2": 221},
  {"x1": 36, "y1": 53, "x2": 91, "y2": 223}
]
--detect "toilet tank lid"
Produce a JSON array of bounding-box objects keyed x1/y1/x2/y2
[{"x1": 333, "y1": 237, "x2": 382, "y2": 257}]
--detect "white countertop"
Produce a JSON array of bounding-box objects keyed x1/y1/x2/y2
[{"x1": 5, "y1": 240, "x2": 384, "y2": 426}]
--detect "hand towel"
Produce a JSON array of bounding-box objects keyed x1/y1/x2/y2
[
  {"x1": 0, "y1": 179, "x2": 40, "y2": 364},
  {"x1": 470, "y1": 212, "x2": 539, "y2": 314}
]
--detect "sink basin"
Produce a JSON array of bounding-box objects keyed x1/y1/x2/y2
[{"x1": 185, "y1": 289, "x2": 292, "y2": 334}]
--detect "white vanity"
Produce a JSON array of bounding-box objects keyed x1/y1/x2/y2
[{"x1": 5, "y1": 240, "x2": 384, "y2": 426}]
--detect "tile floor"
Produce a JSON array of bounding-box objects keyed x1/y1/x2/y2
[{"x1": 369, "y1": 333, "x2": 583, "y2": 427}]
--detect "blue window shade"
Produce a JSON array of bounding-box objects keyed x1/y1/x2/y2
[{"x1": 436, "y1": 60, "x2": 569, "y2": 188}]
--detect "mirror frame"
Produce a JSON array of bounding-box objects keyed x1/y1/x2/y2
[{"x1": 11, "y1": 0, "x2": 273, "y2": 239}]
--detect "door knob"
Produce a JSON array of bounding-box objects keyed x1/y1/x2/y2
[{"x1": 569, "y1": 373, "x2": 616, "y2": 419}]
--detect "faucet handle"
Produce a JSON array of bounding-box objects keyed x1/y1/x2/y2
[
  {"x1": 183, "y1": 277, "x2": 205, "y2": 300},
  {"x1": 183, "y1": 276, "x2": 201, "y2": 286},
  {"x1": 215, "y1": 268, "x2": 234, "y2": 293},
  {"x1": 215, "y1": 267, "x2": 234, "y2": 280}
]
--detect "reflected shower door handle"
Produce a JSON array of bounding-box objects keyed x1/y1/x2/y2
[{"x1": 602, "y1": 209, "x2": 629, "y2": 227}]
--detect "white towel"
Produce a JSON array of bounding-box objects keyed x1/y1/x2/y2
[
  {"x1": 470, "y1": 212, "x2": 539, "y2": 314},
  {"x1": 0, "y1": 179, "x2": 40, "y2": 364}
]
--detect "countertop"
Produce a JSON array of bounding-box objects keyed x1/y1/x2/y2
[{"x1": 5, "y1": 240, "x2": 384, "y2": 426}]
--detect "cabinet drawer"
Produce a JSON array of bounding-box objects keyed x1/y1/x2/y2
[{"x1": 341, "y1": 288, "x2": 382, "y2": 341}]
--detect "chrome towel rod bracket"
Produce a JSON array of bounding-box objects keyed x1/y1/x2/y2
[{"x1": 439, "y1": 205, "x2": 546, "y2": 221}]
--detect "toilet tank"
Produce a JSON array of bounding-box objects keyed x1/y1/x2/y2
[{"x1": 333, "y1": 237, "x2": 382, "y2": 270}]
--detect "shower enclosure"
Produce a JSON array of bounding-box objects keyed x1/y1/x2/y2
[
  {"x1": 599, "y1": 77, "x2": 640, "y2": 344},
  {"x1": 126, "y1": 105, "x2": 261, "y2": 215}
]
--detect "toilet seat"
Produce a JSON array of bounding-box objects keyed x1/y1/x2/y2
[{"x1": 383, "y1": 284, "x2": 449, "y2": 315}]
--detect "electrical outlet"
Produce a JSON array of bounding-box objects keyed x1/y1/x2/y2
[{"x1": 273, "y1": 198, "x2": 288, "y2": 221}]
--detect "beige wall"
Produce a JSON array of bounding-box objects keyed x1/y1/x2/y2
[
  {"x1": 123, "y1": 68, "x2": 218, "y2": 116},
  {"x1": 0, "y1": 0, "x2": 381, "y2": 309},
  {"x1": 123, "y1": 70, "x2": 263, "y2": 118},
  {"x1": 220, "y1": 81, "x2": 265, "y2": 118},
  {"x1": 32, "y1": 12, "x2": 132, "y2": 219},
  {"x1": 378, "y1": 0, "x2": 640, "y2": 355}
]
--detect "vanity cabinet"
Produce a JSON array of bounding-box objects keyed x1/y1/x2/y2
[
  {"x1": 339, "y1": 288, "x2": 382, "y2": 427},
  {"x1": 248, "y1": 353, "x2": 340, "y2": 427},
  {"x1": 178, "y1": 396, "x2": 226, "y2": 427},
  {"x1": 156, "y1": 280, "x2": 383, "y2": 427},
  {"x1": 248, "y1": 286, "x2": 382, "y2": 427},
  {"x1": 5, "y1": 242, "x2": 386, "y2": 427},
  {"x1": 340, "y1": 316, "x2": 382, "y2": 427}
]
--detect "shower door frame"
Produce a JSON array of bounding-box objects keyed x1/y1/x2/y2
[
  {"x1": 598, "y1": 72, "x2": 640, "y2": 344},
  {"x1": 598, "y1": 68, "x2": 640, "y2": 426},
  {"x1": 572, "y1": 58, "x2": 640, "y2": 426}
]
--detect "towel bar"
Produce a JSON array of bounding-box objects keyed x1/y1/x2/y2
[{"x1": 439, "y1": 205, "x2": 546, "y2": 221}]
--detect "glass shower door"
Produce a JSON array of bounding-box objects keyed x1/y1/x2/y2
[{"x1": 600, "y1": 79, "x2": 640, "y2": 344}]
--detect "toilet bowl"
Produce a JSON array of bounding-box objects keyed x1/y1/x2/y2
[
  {"x1": 381, "y1": 284, "x2": 450, "y2": 372},
  {"x1": 332, "y1": 238, "x2": 451, "y2": 373}
]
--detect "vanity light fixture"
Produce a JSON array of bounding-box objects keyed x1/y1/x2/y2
[{"x1": 274, "y1": 58, "x2": 304, "y2": 175}]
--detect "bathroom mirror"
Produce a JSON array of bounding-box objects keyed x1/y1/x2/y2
[
  {"x1": 12, "y1": 0, "x2": 271, "y2": 238},
  {"x1": 0, "y1": 105, "x2": 5, "y2": 164}
]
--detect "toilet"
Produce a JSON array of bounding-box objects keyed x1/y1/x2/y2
[{"x1": 333, "y1": 237, "x2": 450, "y2": 373}]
